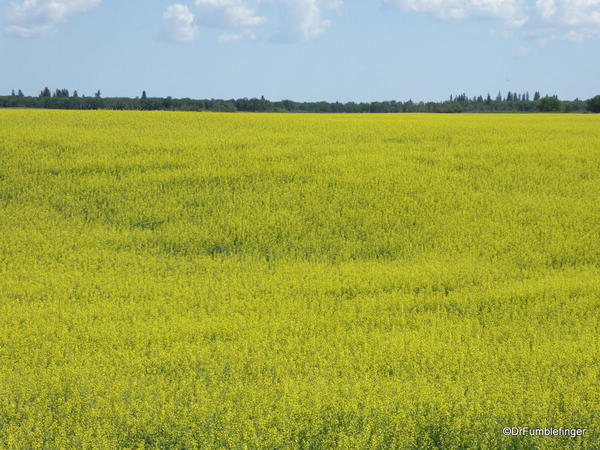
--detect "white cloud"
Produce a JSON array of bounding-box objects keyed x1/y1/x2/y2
[
  {"x1": 166, "y1": 0, "x2": 341, "y2": 43},
  {"x1": 383, "y1": 0, "x2": 527, "y2": 26},
  {"x1": 218, "y1": 29, "x2": 257, "y2": 41},
  {"x1": 533, "y1": 0, "x2": 600, "y2": 40},
  {"x1": 384, "y1": 0, "x2": 600, "y2": 41},
  {"x1": 3, "y1": 0, "x2": 101, "y2": 38},
  {"x1": 163, "y1": 4, "x2": 199, "y2": 41},
  {"x1": 193, "y1": 0, "x2": 266, "y2": 28},
  {"x1": 272, "y1": 0, "x2": 335, "y2": 42}
]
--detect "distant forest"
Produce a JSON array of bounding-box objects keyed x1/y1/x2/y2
[{"x1": 1, "y1": 88, "x2": 599, "y2": 113}]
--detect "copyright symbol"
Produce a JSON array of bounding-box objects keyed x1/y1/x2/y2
[{"x1": 503, "y1": 427, "x2": 511, "y2": 436}]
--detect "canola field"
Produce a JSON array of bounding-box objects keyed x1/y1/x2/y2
[{"x1": 0, "y1": 110, "x2": 598, "y2": 448}]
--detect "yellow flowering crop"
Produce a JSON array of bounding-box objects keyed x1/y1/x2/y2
[{"x1": 0, "y1": 110, "x2": 598, "y2": 448}]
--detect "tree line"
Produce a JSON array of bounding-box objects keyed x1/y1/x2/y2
[{"x1": 1, "y1": 87, "x2": 599, "y2": 113}]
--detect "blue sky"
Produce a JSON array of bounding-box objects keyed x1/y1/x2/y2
[{"x1": 1, "y1": 0, "x2": 598, "y2": 102}]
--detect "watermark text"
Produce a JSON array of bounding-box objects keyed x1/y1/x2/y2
[{"x1": 503, "y1": 427, "x2": 587, "y2": 438}]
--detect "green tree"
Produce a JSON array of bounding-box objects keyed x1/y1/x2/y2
[
  {"x1": 587, "y1": 95, "x2": 600, "y2": 113},
  {"x1": 537, "y1": 96, "x2": 561, "y2": 112},
  {"x1": 140, "y1": 91, "x2": 150, "y2": 110}
]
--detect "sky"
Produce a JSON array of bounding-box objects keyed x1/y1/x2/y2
[{"x1": 0, "y1": 0, "x2": 598, "y2": 102}]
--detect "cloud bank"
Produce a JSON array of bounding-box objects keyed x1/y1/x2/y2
[
  {"x1": 384, "y1": 0, "x2": 600, "y2": 40},
  {"x1": 3, "y1": 0, "x2": 598, "y2": 43}
]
